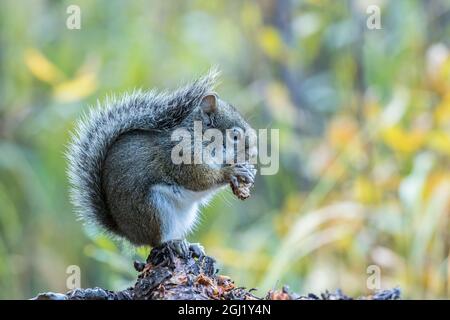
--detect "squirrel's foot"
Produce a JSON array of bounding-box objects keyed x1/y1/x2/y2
[
  {"x1": 165, "y1": 239, "x2": 190, "y2": 258},
  {"x1": 189, "y1": 242, "x2": 205, "y2": 258},
  {"x1": 163, "y1": 239, "x2": 205, "y2": 259}
]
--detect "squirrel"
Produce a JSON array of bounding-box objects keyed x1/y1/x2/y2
[{"x1": 66, "y1": 69, "x2": 257, "y2": 255}]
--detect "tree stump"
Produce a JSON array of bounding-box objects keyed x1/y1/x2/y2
[{"x1": 32, "y1": 242, "x2": 401, "y2": 300}]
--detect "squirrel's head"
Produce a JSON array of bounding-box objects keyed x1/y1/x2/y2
[{"x1": 189, "y1": 93, "x2": 258, "y2": 164}]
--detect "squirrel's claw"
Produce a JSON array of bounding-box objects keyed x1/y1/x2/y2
[
  {"x1": 233, "y1": 164, "x2": 256, "y2": 185},
  {"x1": 189, "y1": 242, "x2": 205, "y2": 258},
  {"x1": 165, "y1": 239, "x2": 190, "y2": 258},
  {"x1": 164, "y1": 239, "x2": 205, "y2": 259},
  {"x1": 230, "y1": 175, "x2": 240, "y2": 189},
  {"x1": 226, "y1": 163, "x2": 256, "y2": 200}
]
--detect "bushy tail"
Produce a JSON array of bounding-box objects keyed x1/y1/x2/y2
[{"x1": 66, "y1": 69, "x2": 219, "y2": 234}]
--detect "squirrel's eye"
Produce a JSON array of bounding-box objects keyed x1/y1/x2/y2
[{"x1": 227, "y1": 127, "x2": 244, "y2": 143}]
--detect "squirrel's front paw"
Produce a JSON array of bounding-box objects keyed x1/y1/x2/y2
[{"x1": 225, "y1": 164, "x2": 256, "y2": 200}]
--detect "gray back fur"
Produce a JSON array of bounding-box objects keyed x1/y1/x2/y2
[{"x1": 66, "y1": 69, "x2": 219, "y2": 234}]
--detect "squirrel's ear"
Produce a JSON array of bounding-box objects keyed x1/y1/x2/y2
[{"x1": 200, "y1": 93, "x2": 218, "y2": 114}]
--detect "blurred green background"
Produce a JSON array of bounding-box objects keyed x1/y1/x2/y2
[{"x1": 1, "y1": 0, "x2": 450, "y2": 299}]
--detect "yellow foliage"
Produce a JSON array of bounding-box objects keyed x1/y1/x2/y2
[
  {"x1": 265, "y1": 82, "x2": 298, "y2": 126},
  {"x1": 24, "y1": 47, "x2": 98, "y2": 103},
  {"x1": 258, "y1": 27, "x2": 285, "y2": 60},
  {"x1": 435, "y1": 57, "x2": 450, "y2": 93},
  {"x1": 24, "y1": 48, "x2": 64, "y2": 84},
  {"x1": 335, "y1": 234, "x2": 355, "y2": 251},
  {"x1": 353, "y1": 176, "x2": 381, "y2": 204},
  {"x1": 284, "y1": 194, "x2": 302, "y2": 213},
  {"x1": 381, "y1": 126, "x2": 426, "y2": 153},
  {"x1": 274, "y1": 194, "x2": 303, "y2": 236},
  {"x1": 53, "y1": 72, "x2": 98, "y2": 103},
  {"x1": 327, "y1": 116, "x2": 359, "y2": 148},
  {"x1": 93, "y1": 234, "x2": 117, "y2": 252},
  {"x1": 240, "y1": 1, "x2": 261, "y2": 29},
  {"x1": 427, "y1": 131, "x2": 450, "y2": 155},
  {"x1": 427, "y1": 45, "x2": 450, "y2": 94},
  {"x1": 422, "y1": 172, "x2": 450, "y2": 202},
  {"x1": 434, "y1": 95, "x2": 450, "y2": 127}
]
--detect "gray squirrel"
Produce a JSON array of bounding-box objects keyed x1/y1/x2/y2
[{"x1": 66, "y1": 69, "x2": 257, "y2": 255}]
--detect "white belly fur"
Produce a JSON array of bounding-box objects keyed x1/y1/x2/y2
[{"x1": 150, "y1": 184, "x2": 221, "y2": 241}]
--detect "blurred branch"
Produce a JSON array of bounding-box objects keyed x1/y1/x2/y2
[{"x1": 263, "y1": 0, "x2": 322, "y2": 134}]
